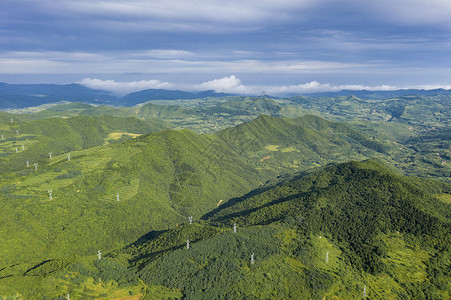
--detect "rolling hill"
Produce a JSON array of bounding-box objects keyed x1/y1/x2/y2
[
  {"x1": 0, "y1": 114, "x2": 393, "y2": 270},
  {"x1": 0, "y1": 115, "x2": 172, "y2": 174},
  {"x1": 0, "y1": 100, "x2": 449, "y2": 299},
  {"x1": 132, "y1": 160, "x2": 450, "y2": 299},
  {"x1": 1, "y1": 160, "x2": 448, "y2": 299}
]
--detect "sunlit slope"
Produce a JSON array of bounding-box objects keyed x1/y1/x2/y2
[
  {"x1": 1, "y1": 159, "x2": 449, "y2": 298},
  {"x1": 0, "y1": 128, "x2": 265, "y2": 267},
  {"x1": 123, "y1": 160, "x2": 450, "y2": 299},
  {"x1": 0, "y1": 110, "x2": 27, "y2": 123},
  {"x1": 0, "y1": 115, "x2": 171, "y2": 173},
  {"x1": 216, "y1": 114, "x2": 387, "y2": 172},
  {"x1": 0, "y1": 114, "x2": 398, "y2": 267}
]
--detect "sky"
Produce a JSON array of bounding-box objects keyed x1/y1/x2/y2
[{"x1": 1, "y1": 0, "x2": 451, "y2": 95}]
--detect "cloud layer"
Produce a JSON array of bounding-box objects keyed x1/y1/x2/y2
[
  {"x1": 4, "y1": 0, "x2": 451, "y2": 32},
  {"x1": 78, "y1": 76, "x2": 451, "y2": 97},
  {"x1": 79, "y1": 78, "x2": 176, "y2": 95},
  {"x1": 1, "y1": 1, "x2": 451, "y2": 89}
]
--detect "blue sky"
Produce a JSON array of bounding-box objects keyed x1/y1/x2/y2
[{"x1": 1, "y1": 0, "x2": 451, "y2": 95}]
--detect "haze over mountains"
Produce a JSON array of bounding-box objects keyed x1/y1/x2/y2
[
  {"x1": 0, "y1": 82, "x2": 234, "y2": 109},
  {"x1": 2, "y1": 82, "x2": 451, "y2": 109}
]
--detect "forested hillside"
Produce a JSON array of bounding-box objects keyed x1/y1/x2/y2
[
  {"x1": 1, "y1": 160, "x2": 449, "y2": 299},
  {"x1": 0, "y1": 114, "x2": 389, "y2": 270},
  {"x1": 0, "y1": 115, "x2": 171, "y2": 174}
]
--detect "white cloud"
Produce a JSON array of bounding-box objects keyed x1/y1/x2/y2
[
  {"x1": 196, "y1": 76, "x2": 401, "y2": 95},
  {"x1": 264, "y1": 81, "x2": 398, "y2": 95},
  {"x1": 195, "y1": 76, "x2": 448, "y2": 96},
  {"x1": 79, "y1": 78, "x2": 176, "y2": 95},
  {"x1": 50, "y1": 0, "x2": 451, "y2": 32},
  {"x1": 0, "y1": 59, "x2": 64, "y2": 74},
  {"x1": 8, "y1": 0, "x2": 451, "y2": 34},
  {"x1": 73, "y1": 76, "x2": 451, "y2": 96},
  {"x1": 197, "y1": 76, "x2": 252, "y2": 94},
  {"x1": 135, "y1": 49, "x2": 193, "y2": 58},
  {"x1": 4, "y1": 0, "x2": 318, "y2": 34}
]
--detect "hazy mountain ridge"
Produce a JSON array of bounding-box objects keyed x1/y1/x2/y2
[
  {"x1": 0, "y1": 83, "x2": 233, "y2": 109},
  {"x1": 301, "y1": 88, "x2": 451, "y2": 99},
  {"x1": 2, "y1": 81, "x2": 451, "y2": 110},
  {"x1": 0, "y1": 83, "x2": 117, "y2": 109},
  {"x1": 120, "y1": 89, "x2": 234, "y2": 106}
]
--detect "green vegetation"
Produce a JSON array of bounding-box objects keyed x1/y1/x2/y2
[
  {"x1": 5, "y1": 94, "x2": 447, "y2": 181},
  {"x1": 289, "y1": 94, "x2": 450, "y2": 127},
  {"x1": 0, "y1": 93, "x2": 449, "y2": 298},
  {"x1": 1, "y1": 160, "x2": 448, "y2": 299}
]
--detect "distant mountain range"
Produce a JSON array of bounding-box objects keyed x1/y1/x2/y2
[
  {"x1": 302, "y1": 88, "x2": 451, "y2": 99},
  {"x1": 0, "y1": 83, "x2": 116, "y2": 109},
  {"x1": 1, "y1": 82, "x2": 451, "y2": 109},
  {"x1": 0, "y1": 82, "x2": 233, "y2": 109}
]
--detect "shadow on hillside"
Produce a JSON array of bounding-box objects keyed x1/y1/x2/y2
[
  {"x1": 207, "y1": 193, "x2": 305, "y2": 225},
  {"x1": 128, "y1": 235, "x2": 210, "y2": 271},
  {"x1": 23, "y1": 260, "x2": 53, "y2": 276},
  {"x1": 124, "y1": 230, "x2": 167, "y2": 249},
  {"x1": 200, "y1": 184, "x2": 281, "y2": 221},
  {"x1": 200, "y1": 169, "x2": 314, "y2": 222}
]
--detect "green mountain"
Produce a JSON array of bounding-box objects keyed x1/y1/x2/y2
[
  {"x1": 19, "y1": 95, "x2": 447, "y2": 182},
  {"x1": 0, "y1": 115, "x2": 172, "y2": 174},
  {"x1": 1, "y1": 90, "x2": 450, "y2": 299},
  {"x1": 0, "y1": 109, "x2": 449, "y2": 299},
  {"x1": 1, "y1": 160, "x2": 448, "y2": 299},
  {"x1": 0, "y1": 110, "x2": 27, "y2": 123},
  {"x1": 289, "y1": 94, "x2": 450, "y2": 129},
  {"x1": 216, "y1": 114, "x2": 387, "y2": 173},
  {"x1": 99, "y1": 160, "x2": 451, "y2": 299},
  {"x1": 0, "y1": 114, "x2": 393, "y2": 269}
]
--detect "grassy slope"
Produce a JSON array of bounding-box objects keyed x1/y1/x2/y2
[
  {"x1": 13, "y1": 95, "x2": 449, "y2": 183},
  {"x1": 216, "y1": 115, "x2": 387, "y2": 173},
  {"x1": 0, "y1": 115, "x2": 171, "y2": 173}
]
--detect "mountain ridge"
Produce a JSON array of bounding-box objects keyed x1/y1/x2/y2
[
  {"x1": 0, "y1": 83, "x2": 234, "y2": 109},
  {"x1": 6, "y1": 159, "x2": 444, "y2": 299},
  {"x1": 299, "y1": 88, "x2": 451, "y2": 99},
  {"x1": 2, "y1": 82, "x2": 451, "y2": 109},
  {"x1": 0, "y1": 114, "x2": 396, "y2": 269}
]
